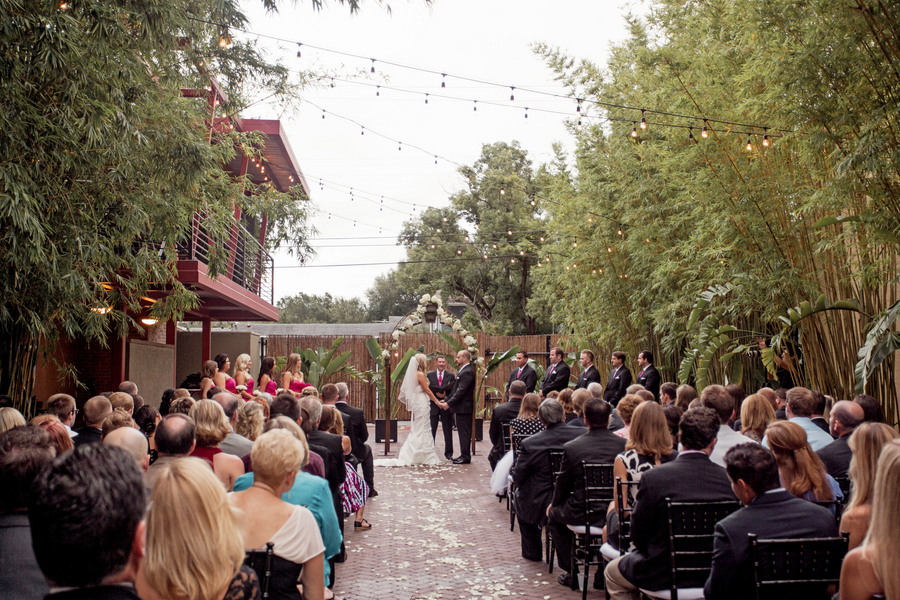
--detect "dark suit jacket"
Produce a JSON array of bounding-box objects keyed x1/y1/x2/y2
[
  {"x1": 637, "y1": 364, "x2": 661, "y2": 401},
  {"x1": 489, "y1": 397, "x2": 523, "y2": 465},
  {"x1": 306, "y1": 429, "x2": 347, "y2": 496},
  {"x1": 507, "y1": 364, "x2": 537, "y2": 398},
  {"x1": 0, "y1": 513, "x2": 48, "y2": 600},
  {"x1": 549, "y1": 428, "x2": 626, "y2": 525},
  {"x1": 811, "y1": 416, "x2": 831, "y2": 434},
  {"x1": 817, "y1": 434, "x2": 852, "y2": 479},
  {"x1": 618, "y1": 452, "x2": 737, "y2": 590},
  {"x1": 574, "y1": 365, "x2": 602, "y2": 390},
  {"x1": 775, "y1": 407, "x2": 787, "y2": 420},
  {"x1": 335, "y1": 400, "x2": 368, "y2": 463},
  {"x1": 703, "y1": 490, "x2": 838, "y2": 600},
  {"x1": 511, "y1": 422, "x2": 584, "y2": 526},
  {"x1": 603, "y1": 366, "x2": 632, "y2": 405},
  {"x1": 446, "y1": 364, "x2": 475, "y2": 414},
  {"x1": 73, "y1": 426, "x2": 102, "y2": 447},
  {"x1": 540, "y1": 362, "x2": 571, "y2": 396},
  {"x1": 428, "y1": 369, "x2": 456, "y2": 416}
]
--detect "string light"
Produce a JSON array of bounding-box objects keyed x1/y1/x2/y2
[
  {"x1": 576, "y1": 100, "x2": 582, "y2": 114},
  {"x1": 640, "y1": 109, "x2": 647, "y2": 130},
  {"x1": 376, "y1": 86, "x2": 380, "y2": 97},
  {"x1": 296, "y1": 43, "x2": 302, "y2": 58},
  {"x1": 425, "y1": 94, "x2": 429, "y2": 104},
  {"x1": 577, "y1": 118, "x2": 582, "y2": 131},
  {"x1": 524, "y1": 108, "x2": 528, "y2": 120},
  {"x1": 632, "y1": 123, "x2": 637, "y2": 138},
  {"x1": 322, "y1": 110, "x2": 325, "y2": 119},
  {"x1": 763, "y1": 128, "x2": 770, "y2": 147},
  {"x1": 510, "y1": 87, "x2": 515, "y2": 102},
  {"x1": 361, "y1": 126, "x2": 364, "y2": 135},
  {"x1": 441, "y1": 74, "x2": 446, "y2": 88},
  {"x1": 473, "y1": 101, "x2": 477, "y2": 112},
  {"x1": 500, "y1": 188, "x2": 505, "y2": 195},
  {"x1": 702, "y1": 120, "x2": 709, "y2": 138},
  {"x1": 746, "y1": 137, "x2": 752, "y2": 151},
  {"x1": 370, "y1": 59, "x2": 375, "y2": 73}
]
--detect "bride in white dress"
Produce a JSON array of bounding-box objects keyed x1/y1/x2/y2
[{"x1": 375, "y1": 354, "x2": 449, "y2": 467}]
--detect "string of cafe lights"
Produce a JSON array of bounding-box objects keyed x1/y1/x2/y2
[{"x1": 187, "y1": 15, "x2": 790, "y2": 143}]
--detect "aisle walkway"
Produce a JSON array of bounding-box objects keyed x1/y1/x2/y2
[{"x1": 333, "y1": 423, "x2": 588, "y2": 600}]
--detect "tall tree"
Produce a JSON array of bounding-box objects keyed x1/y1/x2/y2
[
  {"x1": 365, "y1": 270, "x2": 418, "y2": 321},
  {"x1": 277, "y1": 293, "x2": 369, "y2": 323}
]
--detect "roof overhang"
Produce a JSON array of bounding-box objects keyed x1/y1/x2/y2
[{"x1": 169, "y1": 260, "x2": 279, "y2": 322}]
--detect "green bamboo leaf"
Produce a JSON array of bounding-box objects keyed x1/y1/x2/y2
[{"x1": 811, "y1": 215, "x2": 860, "y2": 228}]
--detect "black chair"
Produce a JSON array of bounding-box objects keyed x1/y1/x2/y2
[
  {"x1": 834, "y1": 476, "x2": 851, "y2": 502},
  {"x1": 565, "y1": 463, "x2": 616, "y2": 600},
  {"x1": 641, "y1": 499, "x2": 742, "y2": 600},
  {"x1": 749, "y1": 532, "x2": 849, "y2": 599},
  {"x1": 243, "y1": 542, "x2": 274, "y2": 599},
  {"x1": 601, "y1": 476, "x2": 641, "y2": 560},
  {"x1": 813, "y1": 498, "x2": 844, "y2": 530},
  {"x1": 509, "y1": 432, "x2": 534, "y2": 531},
  {"x1": 545, "y1": 449, "x2": 565, "y2": 570},
  {"x1": 499, "y1": 421, "x2": 513, "y2": 507}
]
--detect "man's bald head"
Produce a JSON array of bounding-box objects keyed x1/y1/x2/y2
[
  {"x1": 82, "y1": 396, "x2": 112, "y2": 428},
  {"x1": 103, "y1": 427, "x2": 149, "y2": 472},
  {"x1": 830, "y1": 400, "x2": 864, "y2": 438},
  {"x1": 211, "y1": 392, "x2": 240, "y2": 423},
  {"x1": 154, "y1": 414, "x2": 195, "y2": 456},
  {"x1": 117, "y1": 381, "x2": 138, "y2": 396}
]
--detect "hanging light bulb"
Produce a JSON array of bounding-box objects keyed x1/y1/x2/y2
[
  {"x1": 577, "y1": 118, "x2": 582, "y2": 131},
  {"x1": 500, "y1": 188, "x2": 505, "y2": 195},
  {"x1": 322, "y1": 110, "x2": 325, "y2": 119},
  {"x1": 457, "y1": 249, "x2": 462, "y2": 255},
  {"x1": 473, "y1": 101, "x2": 477, "y2": 112},
  {"x1": 618, "y1": 228, "x2": 623, "y2": 235},
  {"x1": 689, "y1": 128, "x2": 695, "y2": 143},
  {"x1": 632, "y1": 123, "x2": 638, "y2": 138},
  {"x1": 508, "y1": 230, "x2": 513, "y2": 236},
  {"x1": 361, "y1": 127, "x2": 364, "y2": 135},
  {"x1": 296, "y1": 43, "x2": 302, "y2": 58},
  {"x1": 702, "y1": 119, "x2": 709, "y2": 138},
  {"x1": 370, "y1": 59, "x2": 375, "y2": 73},
  {"x1": 434, "y1": 156, "x2": 438, "y2": 165},
  {"x1": 763, "y1": 128, "x2": 770, "y2": 147},
  {"x1": 376, "y1": 86, "x2": 380, "y2": 97},
  {"x1": 398, "y1": 142, "x2": 402, "y2": 151},
  {"x1": 425, "y1": 93, "x2": 429, "y2": 104},
  {"x1": 441, "y1": 74, "x2": 446, "y2": 88},
  {"x1": 746, "y1": 137, "x2": 753, "y2": 151},
  {"x1": 524, "y1": 108, "x2": 528, "y2": 120},
  {"x1": 640, "y1": 109, "x2": 647, "y2": 130},
  {"x1": 576, "y1": 100, "x2": 582, "y2": 114}
]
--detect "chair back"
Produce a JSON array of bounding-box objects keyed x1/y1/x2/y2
[
  {"x1": 614, "y1": 476, "x2": 641, "y2": 553},
  {"x1": 243, "y1": 542, "x2": 274, "y2": 599},
  {"x1": 511, "y1": 432, "x2": 532, "y2": 470},
  {"x1": 833, "y1": 476, "x2": 851, "y2": 502},
  {"x1": 500, "y1": 421, "x2": 513, "y2": 454},
  {"x1": 749, "y1": 532, "x2": 849, "y2": 600},
  {"x1": 665, "y1": 499, "x2": 742, "y2": 591},
  {"x1": 581, "y1": 463, "x2": 616, "y2": 528},
  {"x1": 812, "y1": 498, "x2": 844, "y2": 529},
  {"x1": 548, "y1": 449, "x2": 565, "y2": 485}
]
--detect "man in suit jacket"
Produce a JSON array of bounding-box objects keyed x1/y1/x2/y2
[
  {"x1": 548, "y1": 398, "x2": 626, "y2": 585},
  {"x1": 445, "y1": 350, "x2": 475, "y2": 464},
  {"x1": 603, "y1": 351, "x2": 632, "y2": 406},
  {"x1": 817, "y1": 400, "x2": 864, "y2": 478},
  {"x1": 428, "y1": 355, "x2": 457, "y2": 460},
  {"x1": 489, "y1": 380, "x2": 527, "y2": 470},
  {"x1": 605, "y1": 408, "x2": 737, "y2": 599},
  {"x1": 540, "y1": 347, "x2": 571, "y2": 398},
  {"x1": 73, "y1": 395, "x2": 112, "y2": 448},
  {"x1": 704, "y1": 444, "x2": 838, "y2": 600},
  {"x1": 636, "y1": 350, "x2": 661, "y2": 401},
  {"x1": 701, "y1": 385, "x2": 757, "y2": 467},
  {"x1": 332, "y1": 383, "x2": 377, "y2": 496},
  {"x1": 574, "y1": 350, "x2": 602, "y2": 390},
  {"x1": 506, "y1": 351, "x2": 537, "y2": 399},
  {"x1": 511, "y1": 400, "x2": 584, "y2": 561}
]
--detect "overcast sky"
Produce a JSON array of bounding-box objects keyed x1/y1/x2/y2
[{"x1": 239, "y1": 0, "x2": 635, "y2": 305}]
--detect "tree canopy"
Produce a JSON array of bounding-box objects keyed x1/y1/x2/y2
[{"x1": 277, "y1": 293, "x2": 370, "y2": 324}]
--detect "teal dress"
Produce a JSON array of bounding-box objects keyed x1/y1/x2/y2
[{"x1": 234, "y1": 471, "x2": 342, "y2": 586}]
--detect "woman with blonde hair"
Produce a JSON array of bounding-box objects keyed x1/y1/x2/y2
[
  {"x1": 199, "y1": 360, "x2": 218, "y2": 399},
  {"x1": 234, "y1": 401, "x2": 265, "y2": 442},
  {"x1": 136, "y1": 458, "x2": 253, "y2": 600},
  {"x1": 840, "y1": 440, "x2": 900, "y2": 600},
  {"x1": 189, "y1": 400, "x2": 244, "y2": 491},
  {"x1": 0, "y1": 407, "x2": 26, "y2": 433},
  {"x1": 739, "y1": 393, "x2": 776, "y2": 442},
  {"x1": 606, "y1": 401, "x2": 676, "y2": 549},
  {"x1": 320, "y1": 406, "x2": 371, "y2": 531},
  {"x1": 230, "y1": 429, "x2": 325, "y2": 600},
  {"x1": 232, "y1": 353, "x2": 254, "y2": 400},
  {"x1": 300, "y1": 386, "x2": 319, "y2": 398},
  {"x1": 840, "y1": 423, "x2": 899, "y2": 549},
  {"x1": 558, "y1": 388, "x2": 576, "y2": 423},
  {"x1": 765, "y1": 420, "x2": 840, "y2": 503},
  {"x1": 614, "y1": 394, "x2": 644, "y2": 439},
  {"x1": 282, "y1": 353, "x2": 310, "y2": 397}
]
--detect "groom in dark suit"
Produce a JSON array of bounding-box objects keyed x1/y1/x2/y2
[
  {"x1": 445, "y1": 350, "x2": 475, "y2": 464},
  {"x1": 428, "y1": 355, "x2": 456, "y2": 460}
]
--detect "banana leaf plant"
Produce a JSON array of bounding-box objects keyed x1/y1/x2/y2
[
  {"x1": 364, "y1": 337, "x2": 433, "y2": 419},
  {"x1": 855, "y1": 299, "x2": 900, "y2": 394},
  {"x1": 474, "y1": 345, "x2": 520, "y2": 418}
]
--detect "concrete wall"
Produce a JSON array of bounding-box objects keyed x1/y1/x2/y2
[
  {"x1": 128, "y1": 340, "x2": 175, "y2": 409},
  {"x1": 175, "y1": 331, "x2": 260, "y2": 389}
]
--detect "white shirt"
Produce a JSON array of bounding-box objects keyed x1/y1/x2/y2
[{"x1": 709, "y1": 424, "x2": 757, "y2": 467}]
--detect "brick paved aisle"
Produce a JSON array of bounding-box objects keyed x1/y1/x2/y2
[{"x1": 333, "y1": 423, "x2": 589, "y2": 600}]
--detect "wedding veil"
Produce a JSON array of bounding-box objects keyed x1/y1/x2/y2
[{"x1": 397, "y1": 356, "x2": 421, "y2": 412}]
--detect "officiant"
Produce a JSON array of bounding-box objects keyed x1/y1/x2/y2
[{"x1": 428, "y1": 355, "x2": 456, "y2": 461}]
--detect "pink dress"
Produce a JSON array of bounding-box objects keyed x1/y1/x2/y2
[
  {"x1": 289, "y1": 378, "x2": 310, "y2": 395},
  {"x1": 243, "y1": 377, "x2": 255, "y2": 394},
  {"x1": 264, "y1": 378, "x2": 278, "y2": 395},
  {"x1": 224, "y1": 377, "x2": 237, "y2": 394}
]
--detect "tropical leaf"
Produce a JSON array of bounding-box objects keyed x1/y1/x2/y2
[
  {"x1": 811, "y1": 215, "x2": 861, "y2": 228},
  {"x1": 686, "y1": 284, "x2": 733, "y2": 330},
  {"x1": 436, "y1": 330, "x2": 465, "y2": 353},
  {"x1": 324, "y1": 351, "x2": 351, "y2": 377},
  {"x1": 855, "y1": 299, "x2": 900, "y2": 393}
]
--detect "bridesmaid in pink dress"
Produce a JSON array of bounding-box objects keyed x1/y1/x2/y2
[
  {"x1": 213, "y1": 353, "x2": 237, "y2": 394},
  {"x1": 281, "y1": 353, "x2": 310, "y2": 397},
  {"x1": 257, "y1": 357, "x2": 278, "y2": 396},
  {"x1": 233, "y1": 353, "x2": 255, "y2": 400}
]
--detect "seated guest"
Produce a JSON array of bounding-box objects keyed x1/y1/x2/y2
[
  {"x1": 189, "y1": 400, "x2": 244, "y2": 491},
  {"x1": 74, "y1": 396, "x2": 111, "y2": 447},
  {"x1": 211, "y1": 392, "x2": 253, "y2": 458},
  {"x1": 334, "y1": 382, "x2": 375, "y2": 497},
  {"x1": 589, "y1": 382, "x2": 625, "y2": 431},
  {"x1": 0, "y1": 407, "x2": 26, "y2": 434},
  {"x1": 853, "y1": 393, "x2": 884, "y2": 424},
  {"x1": 725, "y1": 384, "x2": 745, "y2": 427},
  {"x1": 320, "y1": 407, "x2": 371, "y2": 532},
  {"x1": 235, "y1": 400, "x2": 265, "y2": 442},
  {"x1": 38, "y1": 419, "x2": 73, "y2": 455},
  {"x1": 703, "y1": 444, "x2": 837, "y2": 600},
  {"x1": 101, "y1": 408, "x2": 134, "y2": 440},
  {"x1": 613, "y1": 394, "x2": 644, "y2": 439},
  {"x1": 840, "y1": 440, "x2": 900, "y2": 600},
  {"x1": 144, "y1": 414, "x2": 195, "y2": 491},
  {"x1": 158, "y1": 388, "x2": 176, "y2": 416},
  {"x1": 840, "y1": 423, "x2": 899, "y2": 549},
  {"x1": 765, "y1": 421, "x2": 841, "y2": 503},
  {"x1": 300, "y1": 396, "x2": 347, "y2": 505},
  {"x1": 566, "y1": 389, "x2": 592, "y2": 428},
  {"x1": 674, "y1": 384, "x2": 698, "y2": 411},
  {"x1": 108, "y1": 392, "x2": 134, "y2": 417},
  {"x1": 45, "y1": 393, "x2": 78, "y2": 438},
  {"x1": 701, "y1": 384, "x2": 756, "y2": 466},
  {"x1": 738, "y1": 393, "x2": 775, "y2": 443},
  {"x1": 137, "y1": 458, "x2": 259, "y2": 600},
  {"x1": 604, "y1": 408, "x2": 736, "y2": 600},
  {"x1": 810, "y1": 390, "x2": 831, "y2": 433},
  {"x1": 817, "y1": 400, "x2": 864, "y2": 478},
  {"x1": 489, "y1": 381, "x2": 527, "y2": 470},
  {"x1": 757, "y1": 387, "x2": 777, "y2": 411},
  {"x1": 557, "y1": 388, "x2": 577, "y2": 423},
  {"x1": 663, "y1": 404, "x2": 683, "y2": 451},
  {"x1": 134, "y1": 405, "x2": 161, "y2": 461},
  {"x1": 511, "y1": 393, "x2": 544, "y2": 436},
  {"x1": 548, "y1": 398, "x2": 626, "y2": 587},
  {"x1": 625, "y1": 384, "x2": 644, "y2": 395},
  {"x1": 168, "y1": 396, "x2": 195, "y2": 416},
  {"x1": 659, "y1": 383, "x2": 677, "y2": 406},
  {"x1": 104, "y1": 427, "x2": 150, "y2": 474},
  {"x1": 634, "y1": 390, "x2": 655, "y2": 404},
  {"x1": 511, "y1": 399, "x2": 583, "y2": 561},
  {"x1": 229, "y1": 430, "x2": 325, "y2": 600},
  {"x1": 118, "y1": 381, "x2": 139, "y2": 397},
  {"x1": 234, "y1": 418, "x2": 342, "y2": 590},
  {"x1": 773, "y1": 388, "x2": 788, "y2": 420},
  {"x1": 29, "y1": 444, "x2": 145, "y2": 599},
  {"x1": 0, "y1": 425, "x2": 55, "y2": 600},
  {"x1": 269, "y1": 394, "x2": 327, "y2": 478},
  {"x1": 763, "y1": 386, "x2": 834, "y2": 451},
  {"x1": 605, "y1": 402, "x2": 677, "y2": 551}
]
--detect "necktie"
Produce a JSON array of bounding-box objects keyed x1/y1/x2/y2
[
  {"x1": 548, "y1": 364, "x2": 555, "y2": 376},
  {"x1": 640, "y1": 367, "x2": 647, "y2": 378},
  {"x1": 438, "y1": 371, "x2": 443, "y2": 386},
  {"x1": 517, "y1": 368, "x2": 522, "y2": 379}
]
